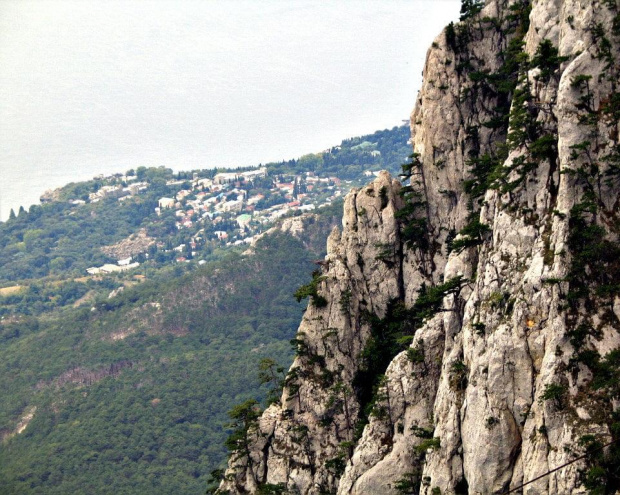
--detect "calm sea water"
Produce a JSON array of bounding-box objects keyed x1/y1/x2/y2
[{"x1": 0, "y1": 0, "x2": 460, "y2": 220}]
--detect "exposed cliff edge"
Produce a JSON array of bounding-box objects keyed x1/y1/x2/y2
[{"x1": 219, "y1": 0, "x2": 620, "y2": 493}]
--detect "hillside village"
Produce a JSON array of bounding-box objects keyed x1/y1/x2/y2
[
  {"x1": 155, "y1": 167, "x2": 344, "y2": 241},
  {"x1": 77, "y1": 164, "x2": 368, "y2": 274},
  {"x1": 0, "y1": 125, "x2": 413, "y2": 493},
  {"x1": 0, "y1": 125, "x2": 410, "y2": 297}
]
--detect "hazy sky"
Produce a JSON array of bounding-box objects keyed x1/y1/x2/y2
[{"x1": 0, "y1": 0, "x2": 460, "y2": 219}]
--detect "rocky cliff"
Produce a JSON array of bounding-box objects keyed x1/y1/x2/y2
[{"x1": 219, "y1": 0, "x2": 620, "y2": 493}]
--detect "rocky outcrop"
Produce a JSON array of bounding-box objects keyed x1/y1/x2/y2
[
  {"x1": 220, "y1": 171, "x2": 428, "y2": 494},
  {"x1": 220, "y1": 1, "x2": 620, "y2": 493},
  {"x1": 101, "y1": 228, "x2": 155, "y2": 260},
  {"x1": 40, "y1": 188, "x2": 62, "y2": 203}
]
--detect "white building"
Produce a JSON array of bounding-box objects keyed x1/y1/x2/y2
[
  {"x1": 240, "y1": 167, "x2": 267, "y2": 181},
  {"x1": 196, "y1": 178, "x2": 214, "y2": 188},
  {"x1": 86, "y1": 262, "x2": 140, "y2": 275},
  {"x1": 213, "y1": 172, "x2": 239, "y2": 185},
  {"x1": 216, "y1": 199, "x2": 243, "y2": 213},
  {"x1": 159, "y1": 197, "x2": 175, "y2": 209}
]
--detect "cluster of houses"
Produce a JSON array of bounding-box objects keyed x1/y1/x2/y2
[
  {"x1": 77, "y1": 164, "x2": 385, "y2": 273},
  {"x1": 87, "y1": 176, "x2": 149, "y2": 203},
  {"x1": 155, "y1": 167, "x2": 344, "y2": 244},
  {"x1": 155, "y1": 168, "x2": 267, "y2": 229}
]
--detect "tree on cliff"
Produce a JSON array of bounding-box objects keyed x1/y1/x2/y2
[{"x1": 460, "y1": 0, "x2": 484, "y2": 20}]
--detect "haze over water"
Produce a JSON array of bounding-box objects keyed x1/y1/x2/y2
[{"x1": 0, "y1": 0, "x2": 459, "y2": 220}]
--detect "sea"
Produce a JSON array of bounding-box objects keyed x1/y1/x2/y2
[{"x1": 0, "y1": 0, "x2": 460, "y2": 220}]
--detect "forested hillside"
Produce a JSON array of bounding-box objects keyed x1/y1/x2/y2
[
  {"x1": 0, "y1": 228, "x2": 329, "y2": 494},
  {"x1": 0, "y1": 125, "x2": 410, "y2": 494}
]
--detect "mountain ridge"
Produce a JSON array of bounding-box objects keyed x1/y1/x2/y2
[
  {"x1": 219, "y1": 1, "x2": 620, "y2": 493},
  {"x1": 0, "y1": 125, "x2": 413, "y2": 493}
]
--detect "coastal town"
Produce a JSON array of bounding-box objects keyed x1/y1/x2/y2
[
  {"x1": 78, "y1": 164, "x2": 384, "y2": 273},
  {"x1": 2, "y1": 125, "x2": 409, "y2": 281}
]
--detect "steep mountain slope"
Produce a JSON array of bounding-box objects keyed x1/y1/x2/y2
[
  {"x1": 0, "y1": 123, "x2": 412, "y2": 494},
  {"x1": 219, "y1": 1, "x2": 620, "y2": 493},
  {"x1": 0, "y1": 215, "x2": 340, "y2": 494}
]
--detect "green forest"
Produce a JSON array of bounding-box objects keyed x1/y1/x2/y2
[
  {"x1": 0, "y1": 125, "x2": 410, "y2": 494},
  {"x1": 0, "y1": 231, "x2": 328, "y2": 494}
]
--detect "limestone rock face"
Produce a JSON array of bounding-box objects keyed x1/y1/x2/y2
[
  {"x1": 220, "y1": 1, "x2": 620, "y2": 493},
  {"x1": 220, "y1": 172, "x2": 428, "y2": 494},
  {"x1": 100, "y1": 228, "x2": 155, "y2": 260}
]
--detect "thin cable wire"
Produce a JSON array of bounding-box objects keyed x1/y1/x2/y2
[{"x1": 503, "y1": 438, "x2": 620, "y2": 494}]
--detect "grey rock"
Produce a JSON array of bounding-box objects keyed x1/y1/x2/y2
[{"x1": 220, "y1": 1, "x2": 620, "y2": 493}]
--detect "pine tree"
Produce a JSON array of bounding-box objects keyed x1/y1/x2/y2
[
  {"x1": 460, "y1": 0, "x2": 484, "y2": 21},
  {"x1": 293, "y1": 177, "x2": 299, "y2": 199},
  {"x1": 224, "y1": 399, "x2": 261, "y2": 462},
  {"x1": 396, "y1": 153, "x2": 429, "y2": 253}
]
